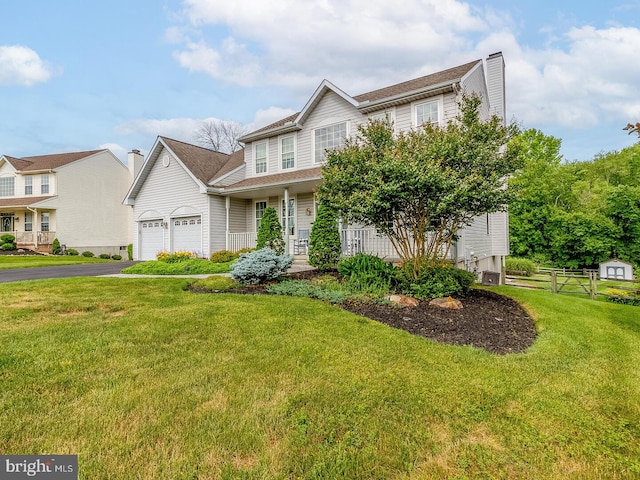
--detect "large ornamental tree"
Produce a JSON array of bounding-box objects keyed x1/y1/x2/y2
[{"x1": 318, "y1": 94, "x2": 523, "y2": 278}]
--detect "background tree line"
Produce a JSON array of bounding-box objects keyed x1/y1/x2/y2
[{"x1": 509, "y1": 129, "x2": 640, "y2": 268}]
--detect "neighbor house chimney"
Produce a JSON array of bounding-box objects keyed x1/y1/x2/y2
[
  {"x1": 128, "y1": 149, "x2": 144, "y2": 180},
  {"x1": 485, "y1": 52, "x2": 506, "y2": 124}
]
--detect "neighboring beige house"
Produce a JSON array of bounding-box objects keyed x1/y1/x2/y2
[
  {"x1": 0, "y1": 149, "x2": 136, "y2": 255},
  {"x1": 125, "y1": 52, "x2": 510, "y2": 275}
]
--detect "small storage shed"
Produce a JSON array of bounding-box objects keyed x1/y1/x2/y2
[{"x1": 599, "y1": 259, "x2": 635, "y2": 281}]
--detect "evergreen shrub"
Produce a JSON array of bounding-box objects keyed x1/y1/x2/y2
[
  {"x1": 256, "y1": 207, "x2": 285, "y2": 254},
  {"x1": 308, "y1": 204, "x2": 341, "y2": 271},
  {"x1": 82, "y1": 251, "x2": 94, "y2": 257},
  {"x1": 231, "y1": 248, "x2": 293, "y2": 285},
  {"x1": 210, "y1": 250, "x2": 239, "y2": 263}
]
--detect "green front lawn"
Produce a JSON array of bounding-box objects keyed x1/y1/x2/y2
[
  {"x1": 0, "y1": 279, "x2": 638, "y2": 479},
  {"x1": 0, "y1": 255, "x2": 116, "y2": 270}
]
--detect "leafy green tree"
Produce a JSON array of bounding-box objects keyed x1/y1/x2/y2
[
  {"x1": 256, "y1": 206, "x2": 285, "y2": 254},
  {"x1": 308, "y1": 204, "x2": 342, "y2": 271},
  {"x1": 605, "y1": 185, "x2": 640, "y2": 263},
  {"x1": 318, "y1": 94, "x2": 523, "y2": 277}
]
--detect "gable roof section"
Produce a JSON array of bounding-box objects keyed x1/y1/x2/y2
[
  {"x1": 0, "y1": 196, "x2": 56, "y2": 208},
  {"x1": 124, "y1": 137, "x2": 246, "y2": 203},
  {"x1": 241, "y1": 59, "x2": 482, "y2": 141},
  {"x1": 2, "y1": 150, "x2": 105, "y2": 172}
]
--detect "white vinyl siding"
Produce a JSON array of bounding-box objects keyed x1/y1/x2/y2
[
  {"x1": 314, "y1": 122, "x2": 347, "y2": 163},
  {"x1": 255, "y1": 141, "x2": 267, "y2": 174}
]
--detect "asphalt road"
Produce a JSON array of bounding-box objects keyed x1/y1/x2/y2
[{"x1": 0, "y1": 261, "x2": 139, "y2": 283}]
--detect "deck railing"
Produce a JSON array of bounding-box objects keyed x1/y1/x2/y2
[{"x1": 227, "y1": 232, "x2": 257, "y2": 252}]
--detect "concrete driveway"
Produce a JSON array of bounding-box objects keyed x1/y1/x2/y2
[{"x1": 0, "y1": 261, "x2": 139, "y2": 283}]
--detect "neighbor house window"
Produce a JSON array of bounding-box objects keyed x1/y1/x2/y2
[
  {"x1": 0, "y1": 177, "x2": 15, "y2": 197},
  {"x1": 24, "y1": 212, "x2": 33, "y2": 232},
  {"x1": 255, "y1": 201, "x2": 267, "y2": 231},
  {"x1": 255, "y1": 142, "x2": 267, "y2": 174},
  {"x1": 414, "y1": 100, "x2": 440, "y2": 127},
  {"x1": 280, "y1": 135, "x2": 295, "y2": 169},
  {"x1": 41, "y1": 174, "x2": 50, "y2": 194},
  {"x1": 40, "y1": 212, "x2": 50, "y2": 232},
  {"x1": 314, "y1": 122, "x2": 347, "y2": 163},
  {"x1": 281, "y1": 198, "x2": 295, "y2": 236},
  {"x1": 24, "y1": 176, "x2": 33, "y2": 195}
]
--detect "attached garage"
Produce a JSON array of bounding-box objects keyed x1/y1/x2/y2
[
  {"x1": 171, "y1": 216, "x2": 202, "y2": 255},
  {"x1": 139, "y1": 219, "x2": 164, "y2": 260}
]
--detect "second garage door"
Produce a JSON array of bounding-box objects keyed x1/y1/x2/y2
[
  {"x1": 139, "y1": 220, "x2": 164, "y2": 260},
  {"x1": 172, "y1": 216, "x2": 202, "y2": 255}
]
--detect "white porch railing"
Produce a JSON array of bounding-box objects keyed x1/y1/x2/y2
[
  {"x1": 228, "y1": 232, "x2": 257, "y2": 252},
  {"x1": 340, "y1": 228, "x2": 397, "y2": 259},
  {"x1": 13, "y1": 231, "x2": 55, "y2": 245}
]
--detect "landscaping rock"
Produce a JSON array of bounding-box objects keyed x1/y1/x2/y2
[
  {"x1": 386, "y1": 294, "x2": 419, "y2": 307},
  {"x1": 429, "y1": 296, "x2": 464, "y2": 310}
]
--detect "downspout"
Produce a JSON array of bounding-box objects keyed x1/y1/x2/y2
[{"x1": 26, "y1": 206, "x2": 38, "y2": 249}]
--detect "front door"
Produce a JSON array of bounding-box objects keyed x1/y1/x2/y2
[{"x1": 1, "y1": 215, "x2": 13, "y2": 232}]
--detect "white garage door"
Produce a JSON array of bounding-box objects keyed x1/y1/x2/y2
[
  {"x1": 172, "y1": 216, "x2": 202, "y2": 255},
  {"x1": 139, "y1": 220, "x2": 164, "y2": 260}
]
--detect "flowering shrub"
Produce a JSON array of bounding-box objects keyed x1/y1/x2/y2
[
  {"x1": 156, "y1": 250, "x2": 195, "y2": 263},
  {"x1": 231, "y1": 248, "x2": 293, "y2": 285}
]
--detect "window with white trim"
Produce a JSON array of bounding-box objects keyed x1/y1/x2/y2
[
  {"x1": 255, "y1": 201, "x2": 267, "y2": 231},
  {"x1": 41, "y1": 212, "x2": 50, "y2": 232},
  {"x1": 414, "y1": 99, "x2": 440, "y2": 127},
  {"x1": 370, "y1": 109, "x2": 395, "y2": 126},
  {"x1": 0, "y1": 177, "x2": 15, "y2": 197},
  {"x1": 314, "y1": 122, "x2": 347, "y2": 163},
  {"x1": 254, "y1": 141, "x2": 267, "y2": 174},
  {"x1": 24, "y1": 176, "x2": 33, "y2": 195},
  {"x1": 24, "y1": 212, "x2": 33, "y2": 232},
  {"x1": 281, "y1": 198, "x2": 295, "y2": 236},
  {"x1": 41, "y1": 174, "x2": 50, "y2": 194},
  {"x1": 280, "y1": 135, "x2": 295, "y2": 170}
]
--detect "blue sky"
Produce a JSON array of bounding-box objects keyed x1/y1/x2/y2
[{"x1": 1, "y1": 0, "x2": 639, "y2": 165}]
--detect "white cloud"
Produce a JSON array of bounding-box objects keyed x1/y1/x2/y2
[
  {"x1": 0, "y1": 45, "x2": 53, "y2": 86},
  {"x1": 167, "y1": 2, "x2": 640, "y2": 136}
]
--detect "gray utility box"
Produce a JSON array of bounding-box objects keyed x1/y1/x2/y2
[{"x1": 481, "y1": 271, "x2": 501, "y2": 286}]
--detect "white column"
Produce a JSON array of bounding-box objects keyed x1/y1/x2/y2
[
  {"x1": 225, "y1": 196, "x2": 230, "y2": 251},
  {"x1": 284, "y1": 188, "x2": 290, "y2": 254}
]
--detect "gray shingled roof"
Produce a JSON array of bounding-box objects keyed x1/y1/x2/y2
[
  {"x1": 224, "y1": 167, "x2": 322, "y2": 191},
  {"x1": 160, "y1": 137, "x2": 245, "y2": 184},
  {"x1": 3, "y1": 150, "x2": 105, "y2": 171},
  {"x1": 0, "y1": 196, "x2": 54, "y2": 208},
  {"x1": 244, "y1": 59, "x2": 480, "y2": 138}
]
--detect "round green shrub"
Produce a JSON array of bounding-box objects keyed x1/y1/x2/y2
[
  {"x1": 1, "y1": 242, "x2": 16, "y2": 251},
  {"x1": 66, "y1": 248, "x2": 79, "y2": 256},
  {"x1": 210, "y1": 249, "x2": 238, "y2": 263},
  {"x1": 337, "y1": 253, "x2": 397, "y2": 294},
  {"x1": 99, "y1": 253, "x2": 111, "y2": 259},
  {"x1": 235, "y1": 247, "x2": 255, "y2": 255},
  {"x1": 111, "y1": 254, "x2": 122, "y2": 260},
  {"x1": 82, "y1": 251, "x2": 94, "y2": 257},
  {"x1": 308, "y1": 204, "x2": 341, "y2": 271},
  {"x1": 397, "y1": 265, "x2": 475, "y2": 299},
  {"x1": 1, "y1": 234, "x2": 16, "y2": 244}
]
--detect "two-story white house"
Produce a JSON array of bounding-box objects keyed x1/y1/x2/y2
[
  {"x1": 125, "y1": 52, "x2": 509, "y2": 275},
  {"x1": 0, "y1": 149, "x2": 135, "y2": 255}
]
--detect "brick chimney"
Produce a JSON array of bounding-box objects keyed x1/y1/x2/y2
[{"x1": 485, "y1": 52, "x2": 506, "y2": 124}]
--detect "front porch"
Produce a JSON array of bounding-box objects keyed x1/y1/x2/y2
[{"x1": 9, "y1": 231, "x2": 56, "y2": 253}]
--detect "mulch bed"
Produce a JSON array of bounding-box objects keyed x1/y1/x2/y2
[
  {"x1": 0, "y1": 248, "x2": 42, "y2": 256},
  {"x1": 190, "y1": 269, "x2": 537, "y2": 355}
]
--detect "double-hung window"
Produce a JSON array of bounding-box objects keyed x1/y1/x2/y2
[
  {"x1": 280, "y1": 136, "x2": 295, "y2": 170},
  {"x1": 24, "y1": 212, "x2": 33, "y2": 232},
  {"x1": 255, "y1": 201, "x2": 267, "y2": 231},
  {"x1": 41, "y1": 212, "x2": 50, "y2": 232},
  {"x1": 24, "y1": 176, "x2": 33, "y2": 195},
  {"x1": 0, "y1": 177, "x2": 15, "y2": 197},
  {"x1": 281, "y1": 199, "x2": 295, "y2": 236},
  {"x1": 414, "y1": 99, "x2": 440, "y2": 127},
  {"x1": 41, "y1": 174, "x2": 50, "y2": 194},
  {"x1": 255, "y1": 142, "x2": 267, "y2": 174},
  {"x1": 314, "y1": 122, "x2": 347, "y2": 163}
]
